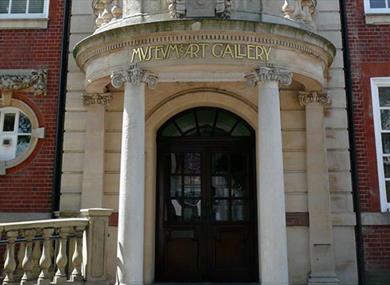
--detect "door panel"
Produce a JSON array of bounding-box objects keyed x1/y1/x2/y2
[{"x1": 156, "y1": 142, "x2": 258, "y2": 282}]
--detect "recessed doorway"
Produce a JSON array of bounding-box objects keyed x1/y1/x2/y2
[{"x1": 155, "y1": 107, "x2": 258, "y2": 282}]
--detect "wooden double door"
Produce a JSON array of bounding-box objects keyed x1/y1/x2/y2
[{"x1": 156, "y1": 139, "x2": 258, "y2": 282}]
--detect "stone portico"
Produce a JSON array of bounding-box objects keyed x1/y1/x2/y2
[{"x1": 62, "y1": 1, "x2": 358, "y2": 285}]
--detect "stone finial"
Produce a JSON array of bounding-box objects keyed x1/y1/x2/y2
[
  {"x1": 82, "y1": 93, "x2": 113, "y2": 106},
  {"x1": 245, "y1": 66, "x2": 293, "y2": 87},
  {"x1": 282, "y1": 0, "x2": 317, "y2": 29},
  {"x1": 298, "y1": 91, "x2": 331, "y2": 106},
  {"x1": 111, "y1": 65, "x2": 159, "y2": 89},
  {"x1": 0, "y1": 69, "x2": 48, "y2": 96}
]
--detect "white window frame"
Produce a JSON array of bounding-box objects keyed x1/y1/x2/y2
[
  {"x1": 371, "y1": 77, "x2": 390, "y2": 212},
  {"x1": 0, "y1": 0, "x2": 49, "y2": 19}
]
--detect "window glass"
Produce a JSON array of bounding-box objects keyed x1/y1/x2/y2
[
  {"x1": 368, "y1": 0, "x2": 390, "y2": 9},
  {"x1": 3, "y1": 113, "x2": 16, "y2": 132},
  {"x1": 18, "y1": 113, "x2": 32, "y2": 133},
  {"x1": 0, "y1": 0, "x2": 46, "y2": 17},
  {"x1": 373, "y1": 80, "x2": 390, "y2": 211},
  {"x1": 16, "y1": 136, "x2": 31, "y2": 156},
  {"x1": 11, "y1": 0, "x2": 27, "y2": 14},
  {"x1": 379, "y1": 87, "x2": 390, "y2": 106},
  {"x1": 159, "y1": 108, "x2": 252, "y2": 137},
  {"x1": 28, "y1": 0, "x2": 44, "y2": 13},
  {"x1": 0, "y1": 1, "x2": 9, "y2": 13},
  {"x1": 0, "y1": 108, "x2": 34, "y2": 164}
]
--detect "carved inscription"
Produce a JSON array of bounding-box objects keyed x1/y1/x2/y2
[{"x1": 131, "y1": 43, "x2": 272, "y2": 63}]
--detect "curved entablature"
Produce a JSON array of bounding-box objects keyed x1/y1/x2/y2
[{"x1": 74, "y1": 19, "x2": 335, "y2": 93}]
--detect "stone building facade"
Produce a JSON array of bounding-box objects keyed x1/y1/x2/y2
[
  {"x1": 7, "y1": 1, "x2": 390, "y2": 285},
  {"x1": 62, "y1": 1, "x2": 358, "y2": 285}
]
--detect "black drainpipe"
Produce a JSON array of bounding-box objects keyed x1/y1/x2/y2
[
  {"x1": 339, "y1": 1, "x2": 366, "y2": 284},
  {"x1": 52, "y1": 0, "x2": 72, "y2": 215}
]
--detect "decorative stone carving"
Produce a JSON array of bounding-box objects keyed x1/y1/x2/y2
[
  {"x1": 0, "y1": 70, "x2": 47, "y2": 96},
  {"x1": 299, "y1": 91, "x2": 331, "y2": 106},
  {"x1": 245, "y1": 66, "x2": 293, "y2": 87},
  {"x1": 282, "y1": 0, "x2": 317, "y2": 29},
  {"x1": 167, "y1": 0, "x2": 232, "y2": 19},
  {"x1": 111, "y1": 65, "x2": 159, "y2": 89},
  {"x1": 82, "y1": 93, "x2": 113, "y2": 106}
]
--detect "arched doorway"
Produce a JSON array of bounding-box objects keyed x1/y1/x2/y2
[{"x1": 155, "y1": 107, "x2": 258, "y2": 282}]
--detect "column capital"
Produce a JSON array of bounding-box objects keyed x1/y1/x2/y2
[
  {"x1": 82, "y1": 92, "x2": 112, "y2": 106},
  {"x1": 111, "y1": 65, "x2": 159, "y2": 89},
  {"x1": 299, "y1": 91, "x2": 331, "y2": 107},
  {"x1": 245, "y1": 66, "x2": 293, "y2": 87}
]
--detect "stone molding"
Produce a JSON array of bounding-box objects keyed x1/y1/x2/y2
[
  {"x1": 82, "y1": 92, "x2": 113, "y2": 106},
  {"x1": 0, "y1": 69, "x2": 47, "y2": 96},
  {"x1": 167, "y1": 0, "x2": 232, "y2": 19},
  {"x1": 245, "y1": 66, "x2": 293, "y2": 87},
  {"x1": 111, "y1": 65, "x2": 159, "y2": 89},
  {"x1": 282, "y1": 0, "x2": 317, "y2": 29},
  {"x1": 298, "y1": 91, "x2": 331, "y2": 106}
]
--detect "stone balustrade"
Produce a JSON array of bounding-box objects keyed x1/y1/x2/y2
[
  {"x1": 93, "y1": 0, "x2": 123, "y2": 29},
  {"x1": 282, "y1": 0, "x2": 317, "y2": 29},
  {"x1": 0, "y1": 209, "x2": 112, "y2": 285}
]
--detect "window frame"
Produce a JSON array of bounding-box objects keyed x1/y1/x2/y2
[
  {"x1": 0, "y1": 0, "x2": 49, "y2": 19},
  {"x1": 371, "y1": 77, "x2": 390, "y2": 212},
  {"x1": 364, "y1": 0, "x2": 390, "y2": 14}
]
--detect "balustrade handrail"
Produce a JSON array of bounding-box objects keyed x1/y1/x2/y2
[{"x1": 0, "y1": 218, "x2": 88, "y2": 233}]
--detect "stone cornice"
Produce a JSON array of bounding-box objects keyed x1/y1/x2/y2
[
  {"x1": 111, "y1": 65, "x2": 159, "y2": 89},
  {"x1": 245, "y1": 66, "x2": 293, "y2": 87},
  {"x1": 0, "y1": 69, "x2": 47, "y2": 96},
  {"x1": 82, "y1": 93, "x2": 113, "y2": 106},
  {"x1": 298, "y1": 91, "x2": 331, "y2": 106}
]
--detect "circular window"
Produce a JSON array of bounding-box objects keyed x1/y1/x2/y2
[{"x1": 0, "y1": 101, "x2": 41, "y2": 170}]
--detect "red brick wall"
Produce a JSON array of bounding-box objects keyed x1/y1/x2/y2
[
  {"x1": 345, "y1": 0, "x2": 390, "y2": 279},
  {"x1": 0, "y1": 0, "x2": 64, "y2": 213},
  {"x1": 363, "y1": 226, "x2": 390, "y2": 271},
  {"x1": 345, "y1": 0, "x2": 390, "y2": 213}
]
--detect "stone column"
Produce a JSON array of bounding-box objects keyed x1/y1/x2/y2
[
  {"x1": 299, "y1": 92, "x2": 339, "y2": 285},
  {"x1": 246, "y1": 66, "x2": 292, "y2": 285},
  {"x1": 81, "y1": 93, "x2": 112, "y2": 208},
  {"x1": 111, "y1": 65, "x2": 158, "y2": 285}
]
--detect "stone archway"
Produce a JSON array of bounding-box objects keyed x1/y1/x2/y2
[{"x1": 144, "y1": 88, "x2": 258, "y2": 284}]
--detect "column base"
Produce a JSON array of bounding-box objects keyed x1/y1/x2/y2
[{"x1": 308, "y1": 276, "x2": 340, "y2": 285}]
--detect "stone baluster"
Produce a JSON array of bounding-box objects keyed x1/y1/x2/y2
[
  {"x1": 93, "y1": 0, "x2": 105, "y2": 28},
  {"x1": 3, "y1": 231, "x2": 18, "y2": 285},
  {"x1": 53, "y1": 227, "x2": 71, "y2": 284},
  {"x1": 282, "y1": 0, "x2": 295, "y2": 20},
  {"x1": 111, "y1": 0, "x2": 122, "y2": 19},
  {"x1": 32, "y1": 230, "x2": 42, "y2": 278},
  {"x1": 101, "y1": 0, "x2": 113, "y2": 24},
  {"x1": 38, "y1": 228, "x2": 54, "y2": 285},
  {"x1": 282, "y1": 0, "x2": 317, "y2": 29},
  {"x1": 16, "y1": 237, "x2": 26, "y2": 280},
  {"x1": 70, "y1": 226, "x2": 85, "y2": 282},
  {"x1": 21, "y1": 230, "x2": 36, "y2": 285}
]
